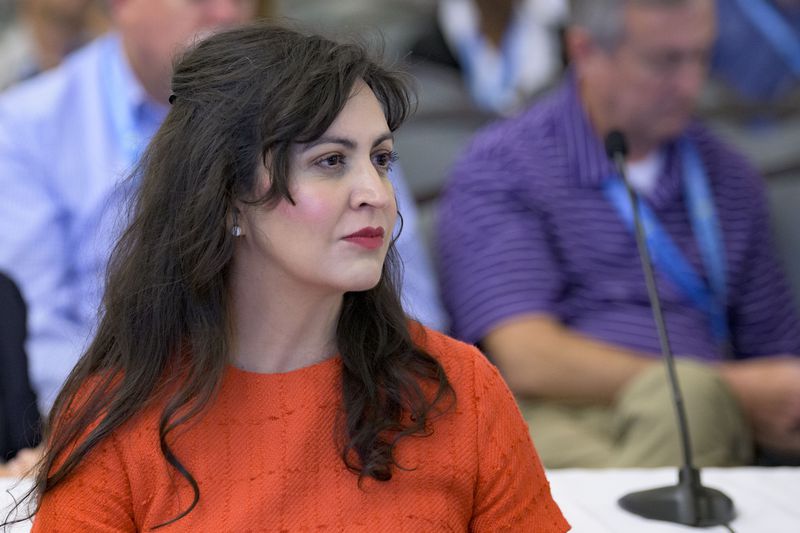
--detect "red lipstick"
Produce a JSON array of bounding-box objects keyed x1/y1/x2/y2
[{"x1": 343, "y1": 227, "x2": 385, "y2": 250}]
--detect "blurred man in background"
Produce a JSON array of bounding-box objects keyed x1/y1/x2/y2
[
  {"x1": 411, "y1": 0, "x2": 567, "y2": 115},
  {"x1": 437, "y1": 0, "x2": 800, "y2": 467},
  {"x1": 0, "y1": 0, "x2": 259, "y2": 415},
  {"x1": 711, "y1": 0, "x2": 800, "y2": 106},
  {"x1": 0, "y1": 0, "x2": 109, "y2": 90}
]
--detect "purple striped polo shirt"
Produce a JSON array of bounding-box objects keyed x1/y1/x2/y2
[{"x1": 436, "y1": 76, "x2": 800, "y2": 361}]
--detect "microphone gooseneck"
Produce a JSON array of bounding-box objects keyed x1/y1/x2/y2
[
  {"x1": 604, "y1": 130, "x2": 629, "y2": 159},
  {"x1": 605, "y1": 130, "x2": 694, "y2": 471},
  {"x1": 605, "y1": 130, "x2": 735, "y2": 528}
]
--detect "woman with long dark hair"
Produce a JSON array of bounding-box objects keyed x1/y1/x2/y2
[{"x1": 24, "y1": 23, "x2": 568, "y2": 531}]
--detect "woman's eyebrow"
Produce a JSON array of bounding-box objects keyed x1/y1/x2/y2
[
  {"x1": 371, "y1": 132, "x2": 394, "y2": 148},
  {"x1": 301, "y1": 132, "x2": 394, "y2": 152}
]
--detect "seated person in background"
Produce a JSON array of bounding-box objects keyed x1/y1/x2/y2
[
  {"x1": 437, "y1": 0, "x2": 800, "y2": 468},
  {"x1": 389, "y1": 166, "x2": 449, "y2": 331},
  {"x1": 0, "y1": 0, "x2": 108, "y2": 90},
  {"x1": 710, "y1": 0, "x2": 800, "y2": 114},
  {"x1": 0, "y1": 0, "x2": 445, "y2": 416},
  {"x1": 22, "y1": 24, "x2": 568, "y2": 531},
  {"x1": 0, "y1": 0, "x2": 257, "y2": 416},
  {"x1": 410, "y1": 0, "x2": 568, "y2": 116},
  {"x1": 0, "y1": 272, "x2": 41, "y2": 477},
  {"x1": 398, "y1": 0, "x2": 568, "y2": 209}
]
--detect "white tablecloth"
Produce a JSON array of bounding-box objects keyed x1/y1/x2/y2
[
  {"x1": 0, "y1": 477, "x2": 33, "y2": 532},
  {"x1": 547, "y1": 467, "x2": 800, "y2": 532},
  {"x1": 2, "y1": 467, "x2": 799, "y2": 531}
]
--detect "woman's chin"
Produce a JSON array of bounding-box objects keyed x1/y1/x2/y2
[{"x1": 341, "y1": 272, "x2": 384, "y2": 294}]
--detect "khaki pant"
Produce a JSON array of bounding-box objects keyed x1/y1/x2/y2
[{"x1": 519, "y1": 360, "x2": 754, "y2": 468}]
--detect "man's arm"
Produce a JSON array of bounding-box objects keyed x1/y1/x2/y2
[
  {"x1": 717, "y1": 149, "x2": 800, "y2": 455},
  {"x1": 437, "y1": 143, "x2": 656, "y2": 404},
  {"x1": 484, "y1": 314, "x2": 656, "y2": 404},
  {"x1": 0, "y1": 103, "x2": 87, "y2": 413},
  {"x1": 483, "y1": 313, "x2": 800, "y2": 457}
]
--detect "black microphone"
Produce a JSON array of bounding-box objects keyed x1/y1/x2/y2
[{"x1": 604, "y1": 130, "x2": 735, "y2": 527}]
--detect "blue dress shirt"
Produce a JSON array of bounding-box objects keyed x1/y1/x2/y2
[
  {"x1": 390, "y1": 166, "x2": 448, "y2": 333},
  {"x1": 0, "y1": 33, "x2": 446, "y2": 413}
]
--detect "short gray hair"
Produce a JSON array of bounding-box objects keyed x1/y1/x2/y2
[{"x1": 569, "y1": 0, "x2": 696, "y2": 49}]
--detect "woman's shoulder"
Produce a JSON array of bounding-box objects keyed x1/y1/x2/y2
[
  {"x1": 410, "y1": 323, "x2": 504, "y2": 394},
  {"x1": 52, "y1": 370, "x2": 172, "y2": 458},
  {"x1": 412, "y1": 322, "x2": 479, "y2": 360}
]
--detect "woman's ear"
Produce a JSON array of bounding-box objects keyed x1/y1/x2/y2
[{"x1": 229, "y1": 205, "x2": 245, "y2": 238}]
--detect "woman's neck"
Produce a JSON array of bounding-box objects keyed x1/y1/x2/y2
[{"x1": 228, "y1": 264, "x2": 342, "y2": 374}]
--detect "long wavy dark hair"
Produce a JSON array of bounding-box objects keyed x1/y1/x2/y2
[{"x1": 24, "y1": 23, "x2": 453, "y2": 528}]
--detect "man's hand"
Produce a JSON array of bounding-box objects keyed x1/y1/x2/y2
[
  {"x1": 0, "y1": 446, "x2": 43, "y2": 478},
  {"x1": 719, "y1": 356, "x2": 800, "y2": 454}
]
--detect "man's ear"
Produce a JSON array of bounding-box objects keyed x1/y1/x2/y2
[{"x1": 565, "y1": 26, "x2": 607, "y2": 80}]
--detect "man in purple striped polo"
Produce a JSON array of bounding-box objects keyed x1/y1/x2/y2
[{"x1": 437, "y1": 0, "x2": 800, "y2": 467}]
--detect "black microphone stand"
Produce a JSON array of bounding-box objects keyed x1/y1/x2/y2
[{"x1": 605, "y1": 131, "x2": 735, "y2": 527}]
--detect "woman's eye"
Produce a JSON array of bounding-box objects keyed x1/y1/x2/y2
[
  {"x1": 373, "y1": 150, "x2": 398, "y2": 169},
  {"x1": 317, "y1": 154, "x2": 344, "y2": 168}
]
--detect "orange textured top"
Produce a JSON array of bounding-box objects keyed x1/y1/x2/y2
[{"x1": 33, "y1": 328, "x2": 569, "y2": 532}]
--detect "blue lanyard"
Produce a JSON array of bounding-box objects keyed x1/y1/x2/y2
[
  {"x1": 603, "y1": 140, "x2": 729, "y2": 347},
  {"x1": 732, "y1": 0, "x2": 800, "y2": 76}
]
